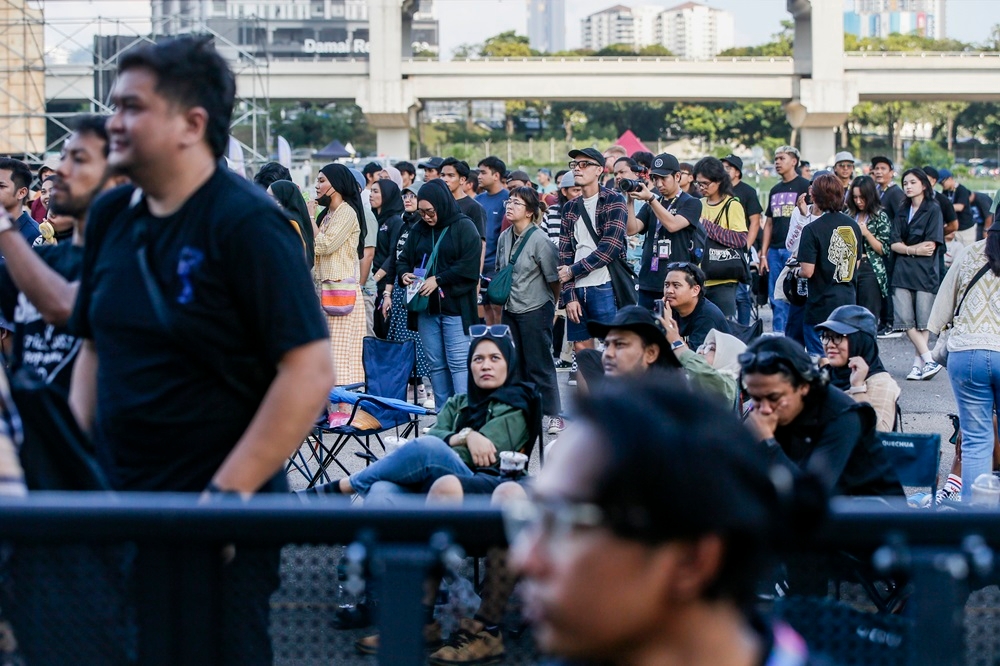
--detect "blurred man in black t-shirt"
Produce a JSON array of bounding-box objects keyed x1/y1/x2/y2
[
  {"x1": 940, "y1": 169, "x2": 976, "y2": 246},
  {"x1": 871, "y1": 156, "x2": 906, "y2": 336},
  {"x1": 722, "y1": 154, "x2": 763, "y2": 325}
]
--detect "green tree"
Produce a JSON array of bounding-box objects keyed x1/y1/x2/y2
[
  {"x1": 270, "y1": 102, "x2": 373, "y2": 152},
  {"x1": 481, "y1": 31, "x2": 536, "y2": 58},
  {"x1": 638, "y1": 44, "x2": 673, "y2": 56},
  {"x1": 905, "y1": 141, "x2": 953, "y2": 171},
  {"x1": 719, "y1": 20, "x2": 793, "y2": 57}
]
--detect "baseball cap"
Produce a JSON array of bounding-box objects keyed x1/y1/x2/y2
[
  {"x1": 811, "y1": 169, "x2": 831, "y2": 182},
  {"x1": 720, "y1": 154, "x2": 743, "y2": 173},
  {"x1": 922, "y1": 165, "x2": 939, "y2": 181},
  {"x1": 939, "y1": 168, "x2": 954, "y2": 181},
  {"x1": 649, "y1": 153, "x2": 680, "y2": 177},
  {"x1": 870, "y1": 155, "x2": 894, "y2": 170},
  {"x1": 403, "y1": 184, "x2": 419, "y2": 196},
  {"x1": 559, "y1": 171, "x2": 576, "y2": 188},
  {"x1": 418, "y1": 156, "x2": 444, "y2": 170},
  {"x1": 815, "y1": 304, "x2": 878, "y2": 338},
  {"x1": 537, "y1": 167, "x2": 551, "y2": 176},
  {"x1": 586, "y1": 306, "x2": 682, "y2": 368},
  {"x1": 833, "y1": 151, "x2": 856, "y2": 165},
  {"x1": 507, "y1": 170, "x2": 531, "y2": 184},
  {"x1": 568, "y1": 147, "x2": 604, "y2": 165}
]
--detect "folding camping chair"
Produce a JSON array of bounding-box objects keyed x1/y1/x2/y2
[{"x1": 286, "y1": 337, "x2": 430, "y2": 488}]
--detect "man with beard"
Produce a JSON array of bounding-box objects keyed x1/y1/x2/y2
[{"x1": 0, "y1": 115, "x2": 114, "y2": 389}]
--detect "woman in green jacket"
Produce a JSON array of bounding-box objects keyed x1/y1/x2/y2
[{"x1": 304, "y1": 327, "x2": 531, "y2": 502}]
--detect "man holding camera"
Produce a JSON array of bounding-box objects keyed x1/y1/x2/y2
[{"x1": 624, "y1": 153, "x2": 702, "y2": 310}]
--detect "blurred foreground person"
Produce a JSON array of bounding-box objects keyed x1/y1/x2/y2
[{"x1": 507, "y1": 376, "x2": 826, "y2": 665}]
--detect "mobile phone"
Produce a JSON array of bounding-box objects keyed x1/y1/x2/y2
[{"x1": 653, "y1": 300, "x2": 664, "y2": 318}]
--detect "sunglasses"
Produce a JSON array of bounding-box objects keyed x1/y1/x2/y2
[
  {"x1": 738, "y1": 350, "x2": 803, "y2": 377},
  {"x1": 469, "y1": 324, "x2": 515, "y2": 346},
  {"x1": 665, "y1": 261, "x2": 695, "y2": 273},
  {"x1": 417, "y1": 208, "x2": 437, "y2": 219}
]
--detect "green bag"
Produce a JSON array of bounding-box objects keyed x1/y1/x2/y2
[
  {"x1": 487, "y1": 226, "x2": 537, "y2": 306},
  {"x1": 405, "y1": 226, "x2": 450, "y2": 313}
]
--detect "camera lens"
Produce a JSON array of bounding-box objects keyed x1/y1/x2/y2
[{"x1": 619, "y1": 178, "x2": 642, "y2": 193}]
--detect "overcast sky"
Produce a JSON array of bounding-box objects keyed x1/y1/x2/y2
[{"x1": 40, "y1": 0, "x2": 1000, "y2": 59}]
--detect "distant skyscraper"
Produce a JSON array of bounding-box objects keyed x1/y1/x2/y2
[
  {"x1": 581, "y1": 2, "x2": 733, "y2": 58},
  {"x1": 844, "y1": 0, "x2": 946, "y2": 40},
  {"x1": 528, "y1": 0, "x2": 566, "y2": 53}
]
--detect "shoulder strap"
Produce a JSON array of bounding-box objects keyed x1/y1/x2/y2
[
  {"x1": 576, "y1": 197, "x2": 601, "y2": 246},
  {"x1": 509, "y1": 225, "x2": 537, "y2": 266},
  {"x1": 955, "y1": 262, "x2": 993, "y2": 318},
  {"x1": 425, "y1": 226, "x2": 451, "y2": 276},
  {"x1": 713, "y1": 197, "x2": 735, "y2": 226}
]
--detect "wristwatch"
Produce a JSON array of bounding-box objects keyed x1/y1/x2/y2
[
  {"x1": 455, "y1": 427, "x2": 473, "y2": 446},
  {"x1": 671, "y1": 339, "x2": 685, "y2": 350}
]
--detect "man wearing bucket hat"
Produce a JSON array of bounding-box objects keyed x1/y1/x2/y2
[{"x1": 586, "y1": 304, "x2": 683, "y2": 378}]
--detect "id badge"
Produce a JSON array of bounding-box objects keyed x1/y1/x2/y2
[
  {"x1": 650, "y1": 256, "x2": 659, "y2": 272},
  {"x1": 658, "y1": 241, "x2": 671, "y2": 259}
]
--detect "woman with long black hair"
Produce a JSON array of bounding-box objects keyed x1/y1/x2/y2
[
  {"x1": 314, "y1": 163, "x2": 367, "y2": 386},
  {"x1": 693, "y1": 156, "x2": 748, "y2": 319},
  {"x1": 889, "y1": 168, "x2": 944, "y2": 381},
  {"x1": 930, "y1": 225, "x2": 1000, "y2": 500},
  {"x1": 846, "y1": 175, "x2": 890, "y2": 320}
]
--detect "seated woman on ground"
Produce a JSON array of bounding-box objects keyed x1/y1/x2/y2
[
  {"x1": 740, "y1": 336, "x2": 904, "y2": 498},
  {"x1": 815, "y1": 304, "x2": 901, "y2": 433},
  {"x1": 302, "y1": 327, "x2": 532, "y2": 504}
]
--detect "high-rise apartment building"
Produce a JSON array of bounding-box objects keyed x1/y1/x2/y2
[
  {"x1": 581, "y1": 2, "x2": 733, "y2": 58},
  {"x1": 527, "y1": 0, "x2": 566, "y2": 53},
  {"x1": 844, "y1": 0, "x2": 946, "y2": 40}
]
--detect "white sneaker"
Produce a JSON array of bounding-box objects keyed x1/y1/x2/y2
[
  {"x1": 422, "y1": 397, "x2": 436, "y2": 409},
  {"x1": 416, "y1": 384, "x2": 427, "y2": 402},
  {"x1": 546, "y1": 416, "x2": 566, "y2": 435},
  {"x1": 921, "y1": 361, "x2": 943, "y2": 380},
  {"x1": 906, "y1": 365, "x2": 923, "y2": 381}
]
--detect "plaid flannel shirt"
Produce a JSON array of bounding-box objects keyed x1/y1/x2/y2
[{"x1": 558, "y1": 186, "x2": 629, "y2": 304}]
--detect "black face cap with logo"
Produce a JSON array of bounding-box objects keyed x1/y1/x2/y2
[{"x1": 649, "y1": 153, "x2": 680, "y2": 177}]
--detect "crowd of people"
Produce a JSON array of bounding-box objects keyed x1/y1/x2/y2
[{"x1": 0, "y1": 34, "x2": 997, "y2": 666}]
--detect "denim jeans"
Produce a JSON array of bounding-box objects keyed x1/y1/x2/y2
[
  {"x1": 767, "y1": 248, "x2": 792, "y2": 333},
  {"x1": 735, "y1": 282, "x2": 752, "y2": 326},
  {"x1": 349, "y1": 436, "x2": 472, "y2": 498},
  {"x1": 785, "y1": 301, "x2": 805, "y2": 345},
  {"x1": 803, "y1": 321, "x2": 825, "y2": 357},
  {"x1": 418, "y1": 313, "x2": 470, "y2": 408},
  {"x1": 948, "y1": 349, "x2": 1000, "y2": 500},
  {"x1": 566, "y1": 283, "x2": 617, "y2": 342}
]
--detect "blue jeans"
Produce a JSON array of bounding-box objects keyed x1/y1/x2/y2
[
  {"x1": 785, "y1": 301, "x2": 805, "y2": 345},
  {"x1": 948, "y1": 349, "x2": 1000, "y2": 500},
  {"x1": 566, "y1": 283, "x2": 617, "y2": 342},
  {"x1": 803, "y1": 322, "x2": 825, "y2": 357},
  {"x1": 736, "y1": 282, "x2": 752, "y2": 326},
  {"x1": 349, "y1": 436, "x2": 472, "y2": 498},
  {"x1": 767, "y1": 248, "x2": 792, "y2": 333},
  {"x1": 418, "y1": 313, "x2": 470, "y2": 408}
]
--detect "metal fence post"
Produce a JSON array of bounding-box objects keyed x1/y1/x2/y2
[
  {"x1": 373, "y1": 542, "x2": 444, "y2": 665},
  {"x1": 907, "y1": 547, "x2": 970, "y2": 666}
]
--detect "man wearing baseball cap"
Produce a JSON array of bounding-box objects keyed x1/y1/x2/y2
[
  {"x1": 418, "y1": 156, "x2": 444, "y2": 180},
  {"x1": 558, "y1": 147, "x2": 629, "y2": 357},
  {"x1": 939, "y1": 168, "x2": 976, "y2": 247},
  {"x1": 922, "y1": 166, "x2": 959, "y2": 239},
  {"x1": 722, "y1": 154, "x2": 764, "y2": 325},
  {"x1": 832, "y1": 151, "x2": 856, "y2": 194},
  {"x1": 623, "y1": 152, "x2": 702, "y2": 310}
]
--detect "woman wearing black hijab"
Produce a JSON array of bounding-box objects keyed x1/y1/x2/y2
[
  {"x1": 397, "y1": 179, "x2": 483, "y2": 408},
  {"x1": 314, "y1": 163, "x2": 367, "y2": 385},
  {"x1": 370, "y1": 178, "x2": 405, "y2": 338},
  {"x1": 815, "y1": 305, "x2": 900, "y2": 432},
  {"x1": 267, "y1": 179, "x2": 315, "y2": 267},
  {"x1": 301, "y1": 328, "x2": 532, "y2": 501}
]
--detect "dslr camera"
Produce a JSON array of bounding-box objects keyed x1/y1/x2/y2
[{"x1": 618, "y1": 178, "x2": 644, "y2": 193}]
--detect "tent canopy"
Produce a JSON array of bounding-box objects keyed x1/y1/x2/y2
[
  {"x1": 615, "y1": 130, "x2": 650, "y2": 156},
  {"x1": 313, "y1": 139, "x2": 351, "y2": 160}
]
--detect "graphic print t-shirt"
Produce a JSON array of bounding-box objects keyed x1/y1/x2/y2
[
  {"x1": 796, "y1": 211, "x2": 861, "y2": 325},
  {"x1": 765, "y1": 176, "x2": 810, "y2": 246}
]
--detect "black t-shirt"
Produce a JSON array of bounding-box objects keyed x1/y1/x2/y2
[
  {"x1": 796, "y1": 212, "x2": 861, "y2": 325},
  {"x1": 635, "y1": 191, "x2": 702, "y2": 293},
  {"x1": 674, "y1": 296, "x2": 731, "y2": 350},
  {"x1": 948, "y1": 184, "x2": 974, "y2": 230},
  {"x1": 765, "y1": 177, "x2": 811, "y2": 246},
  {"x1": 70, "y1": 170, "x2": 329, "y2": 492},
  {"x1": 972, "y1": 191, "x2": 994, "y2": 225},
  {"x1": 934, "y1": 190, "x2": 956, "y2": 226},
  {"x1": 456, "y1": 196, "x2": 487, "y2": 240},
  {"x1": 889, "y1": 199, "x2": 944, "y2": 292},
  {"x1": 0, "y1": 243, "x2": 83, "y2": 392},
  {"x1": 733, "y1": 181, "x2": 764, "y2": 251}
]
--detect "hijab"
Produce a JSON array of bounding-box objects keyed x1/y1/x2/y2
[
  {"x1": 698, "y1": 329, "x2": 746, "y2": 380},
  {"x1": 456, "y1": 333, "x2": 533, "y2": 432},
  {"x1": 269, "y1": 179, "x2": 314, "y2": 266},
  {"x1": 417, "y1": 178, "x2": 464, "y2": 228},
  {"x1": 384, "y1": 165, "x2": 403, "y2": 189},
  {"x1": 374, "y1": 178, "x2": 404, "y2": 224},
  {"x1": 319, "y1": 163, "x2": 366, "y2": 260},
  {"x1": 828, "y1": 330, "x2": 887, "y2": 391}
]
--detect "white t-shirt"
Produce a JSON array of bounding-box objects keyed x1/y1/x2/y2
[
  {"x1": 574, "y1": 193, "x2": 610, "y2": 288},
  {"x1": 786, "y1": 206, "x2": 817, "y2": 255}
]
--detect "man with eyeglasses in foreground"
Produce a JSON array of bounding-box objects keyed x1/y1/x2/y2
[
  {"x1": 557, "y1": 148, "x2": 628, "y2": 358},
  {"x1": 505, "y1": 375, "x2": 827, "y2": 666}
]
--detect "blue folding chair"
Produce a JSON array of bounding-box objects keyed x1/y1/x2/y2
[
  {"x1": 286, "y1": 337, "x2": 432, "y2": 487},
  {"x1": 877, "y1": 431, "x2": 941, "y2": 502}
]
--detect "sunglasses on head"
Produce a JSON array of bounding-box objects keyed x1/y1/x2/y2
[{"x1": 469, "y1": 324, "x2": 515, "y2": 346}]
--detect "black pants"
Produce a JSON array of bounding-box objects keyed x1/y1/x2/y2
[
  {"x1": 856, "y1": 257, "x2": 882, "y2": 322},
  {"x1": 503, "y1": 301, "x2": 561, "y2": 416},
  {"x1": 705, "y1": 282, "x2": 737, "y2": 319},
  {"x1": 879, "y1": 256, "x2": 895, "y2": 328}
]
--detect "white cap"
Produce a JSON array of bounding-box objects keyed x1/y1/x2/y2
[{"x1": 833, "y1": 151, "x2": 856, "y2": 165}]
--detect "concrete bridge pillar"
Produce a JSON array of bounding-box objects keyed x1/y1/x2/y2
[
  {"x1": 785, "y1": 0, "x2": 858, "y2": 166},
  {"x1": 360, "y1": 0, "x2": 418, "y2": 158}
]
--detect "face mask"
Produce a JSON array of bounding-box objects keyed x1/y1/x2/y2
[{"x1": 316, "y1": 190, "x2": 332, "y2": 208}]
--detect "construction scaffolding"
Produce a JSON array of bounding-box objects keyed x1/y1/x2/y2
[{"x1": 0, "y1": 0, "x2": 271, "y2": 165}]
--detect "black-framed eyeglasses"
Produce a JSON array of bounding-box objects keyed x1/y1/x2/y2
[
  {"x1": 470, "y1": 323, "x2": 515, "y2": 346},
  {"x1": 503, "y1": 498, "x2": 606, "y2": 548},
  {"x1": 568, "y1": 160, "x2": 601, "y2": 170},
  {"x1": 819, "y1": 331, "x2": 846, "y2": 345}
]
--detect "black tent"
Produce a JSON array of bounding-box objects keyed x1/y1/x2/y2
[{"x1": 313, "y1": 140, "x2": 351, "y2": 160}]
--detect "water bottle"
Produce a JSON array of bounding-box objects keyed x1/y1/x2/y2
[{"x1": 796, "y1": 277, "x2": 808, "y2": 297}]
